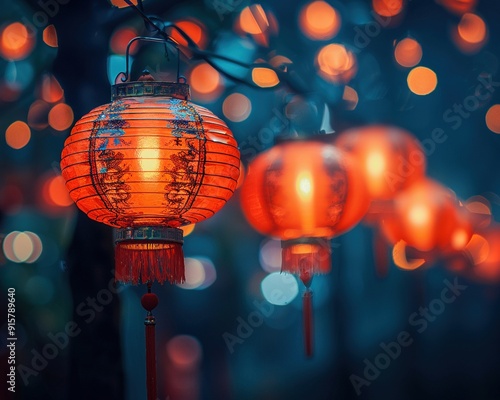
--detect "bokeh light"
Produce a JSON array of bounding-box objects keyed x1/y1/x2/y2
[
  {"x1": 167, "y1": 335, "x2": 202, "y2": 369},
  {"x1": 299, "y1": 1, "x2": 341, "y2": 41},
  {"x1": 237, "y1": 4, "x2": 278, "y2": 46},
  {"x1": 259, "y1": 239, "x2": 282, "y2": 273},
  {"x1": 261, "y1": 272, "x2": 299, "y2": 306},
  {"x1": 485, "y1": 104, "x2": 500, "y2": 134},
  {"x1": 407, "y1": 66, "x2": 437, "y2": 95},
  {"x1": 451, "y1": 228, "x2": 469, "y2": 250},
  {"x1": 13, "y1": 232, "x2": 34, "y2": 262},
  {"x1": 457, "y1": 13, "x2": 486, "y2": 44},
  {"x1": 25, "y1": 232, "x2": 43, "y2": 263},
  {"x1": 43, "y1": 25, "x2": 58, "y2": 48},
  {"x1": 48, "y1": 103, "x2": 74, "y2": 131},
  {"x1": 110, "y1": 26, "x2": 138, "y2": 54},
  {"x1": 394, "y1": 38, "x2": 422, "y2": 68},
  {"x1": 222, "y1": 93, "x2": 252, "y2": 122},
  {"x1": 28, "y1": 99, "x2": 51, "y2": 130},
  {"x1": 5, "y1": 120, "x2": 31, "y2": 149},
  {"x1": 0, "y1": 22, "x2": 35, "y2": 61},
  {"x1": 40, "y1": 74, "x2": 64, "y2": 103},
  {"x1": 251, "y1": 67, "x2": 279, "y2": 88},
  {"x1": 392, "y1": 240, "x2": 425, "y2": 270},
  {"x1": 170, "y1": 20, "x2": 207, "y2": 49},
  {"x1": 452, "y1": 12, "x2": 487, "y2": 53},
  {"x1": 177, "y1": 257, "x2": 217, "y2": 290},
  {"x1": 189, "y1": 63, "x2": 223, "y2": 100},
  {"x1": 316, "y1": 43, "x2": 357, "y2": 84},
  {"x1": 239, "y1": 5, "x2": 270, "y2": 35},
  {"x1": 342, "y1": 85, "x2": 359, "y2": 110},
  {"x1": 42, "y1": 174, "x2": 73, "y2": 208},
  {"x1": 372, "y1": 0, "x2": 404, "y2": 17},
  {"x1": 2, "y1": 231, "x2": 43, "y2": 263}
]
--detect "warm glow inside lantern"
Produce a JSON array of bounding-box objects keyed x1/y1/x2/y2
[
  {"x1": 335, "y1": 125, "x2": 426, "y2": 202},
  {"x1": 381, "y1": 178, "x2": 473, "y2": 254},
  {"x1": 240, "y1": 137, "x2": 369, "y2": 355},
  {"x1": 241, "y1": 138, "x2": 368, "y2": 279},
  {"x1": 61, "y1": 74, "x2": 240, "y2": 284}
]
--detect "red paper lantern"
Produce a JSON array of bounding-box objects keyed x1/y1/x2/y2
[
  {"x1": 61, "y1": 74, "x2": 240, "y2": 284},
  {"x1": 240, "y1": 137, "x2": 368, "y2": 355},
  {"x1": 241, "y1": 138, "x2": 368, "y2": 278},
  {"x1": 335, "y1": 125, "x2": 427, "y2": 275},
  {"x1": 335, "y1": 125, "x2": 426, "y2": 201},
  {"x1": 381, "y1": 178, "x2": 472, "y2": 254}
]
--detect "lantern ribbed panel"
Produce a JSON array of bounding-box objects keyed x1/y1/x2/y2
[
  {"x1": 381, "y1": 179, "x2": 472, "y2": 252},
  {"x1": 241, "y1": 141, "x2": 350, "y2": 240},
  {"x1": 61, "y1": 97, "x2": 240, "y2": 228},
  {"x1": 335, "y1": 125, "x2": 426, "y2": 200}
]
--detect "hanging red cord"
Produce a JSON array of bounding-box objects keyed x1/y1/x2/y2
[{"x1": 141, "y1": 283, "x2": 159, "y2": 400}]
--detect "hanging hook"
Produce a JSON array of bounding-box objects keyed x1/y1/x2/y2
[{"x1": 118, "y1": 36, "x2": 181, "y2": 83}]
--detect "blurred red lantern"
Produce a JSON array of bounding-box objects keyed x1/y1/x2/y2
[
  {"x1": 61, "y1": 73, "x2": 240, "y2": 284},
  {"x1": 335, "y1": 125, "x2": 426, "y2": 201},
  {"x1": 335, "y1": 125, "x2": 427, "y2": 275},
  {"x1": 240, "y1": 137, "x2": 369, "y2": 356},
  {"x1": 381, "y1": 179, "x2": 473, "y2": 256}
]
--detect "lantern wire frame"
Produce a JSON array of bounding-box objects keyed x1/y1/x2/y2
[{"x1": 119, "y1": 36, "x2": 182, "y2": 82}]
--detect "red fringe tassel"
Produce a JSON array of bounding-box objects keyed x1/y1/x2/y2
[
  {"x1": 115, "y1": 241, "x2": 185, "y2": 284},
  {"x1": 281, "y1": 241, "x2": 331, "y2": 276}
]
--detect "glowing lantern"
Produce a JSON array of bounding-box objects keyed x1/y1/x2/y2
[
  {"x1": 240, "y1": 137, "x2": 368, "y2": 356},
  {"x1": 60, "y1": 72, "x2": 240, "y2": 285},
  {"x1": 335, "y1": 125, "x2": 426, "y2": 202},
  {"x1": 335, "y1": 126, "x2": 425, "y2": 275},
  {"x1": 381, "y1": 179, "x2": 473, "y2": 256}
]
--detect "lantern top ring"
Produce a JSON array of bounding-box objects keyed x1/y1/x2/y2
[
  {"x1": 118, "y1": 35, "x2": 181, "y2": 83},
  {"x1": 114, "y1": 227, "x2": 184, "y2": 244},
  {"x1": 111, "y1": 80, "x2": 190, "y2": 101}
]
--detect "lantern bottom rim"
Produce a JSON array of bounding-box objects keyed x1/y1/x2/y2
[{"x1": 114, "y1": 226, "x2": 183, "y2": 244}]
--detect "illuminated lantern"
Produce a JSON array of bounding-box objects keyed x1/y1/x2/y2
[
  {"x1": 240, "y1": 137, "x2": 369, "y2": 356},
  {"x1": 335, "y1": 125, "x2": 426, "y2": 201},
  {"x1": 61, "y1": 70, "x2": 240, "y2": 400},
  {"x1": 335, "y1": 125, "x2": 426, "y2": 275},
  {"x1": 381, "y1": 179, "x2": 473, "y2": 262},
  {"x1": 61, "y1": 72, "x2": 240, "y2": 284}
]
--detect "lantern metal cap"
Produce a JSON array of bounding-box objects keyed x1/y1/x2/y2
[
  {"x1": 114, "y1": 226, "x2": 184, "y2": 244},
  {"x1": 111, "y1": 79, "x2": 190, "y2": 101}
]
